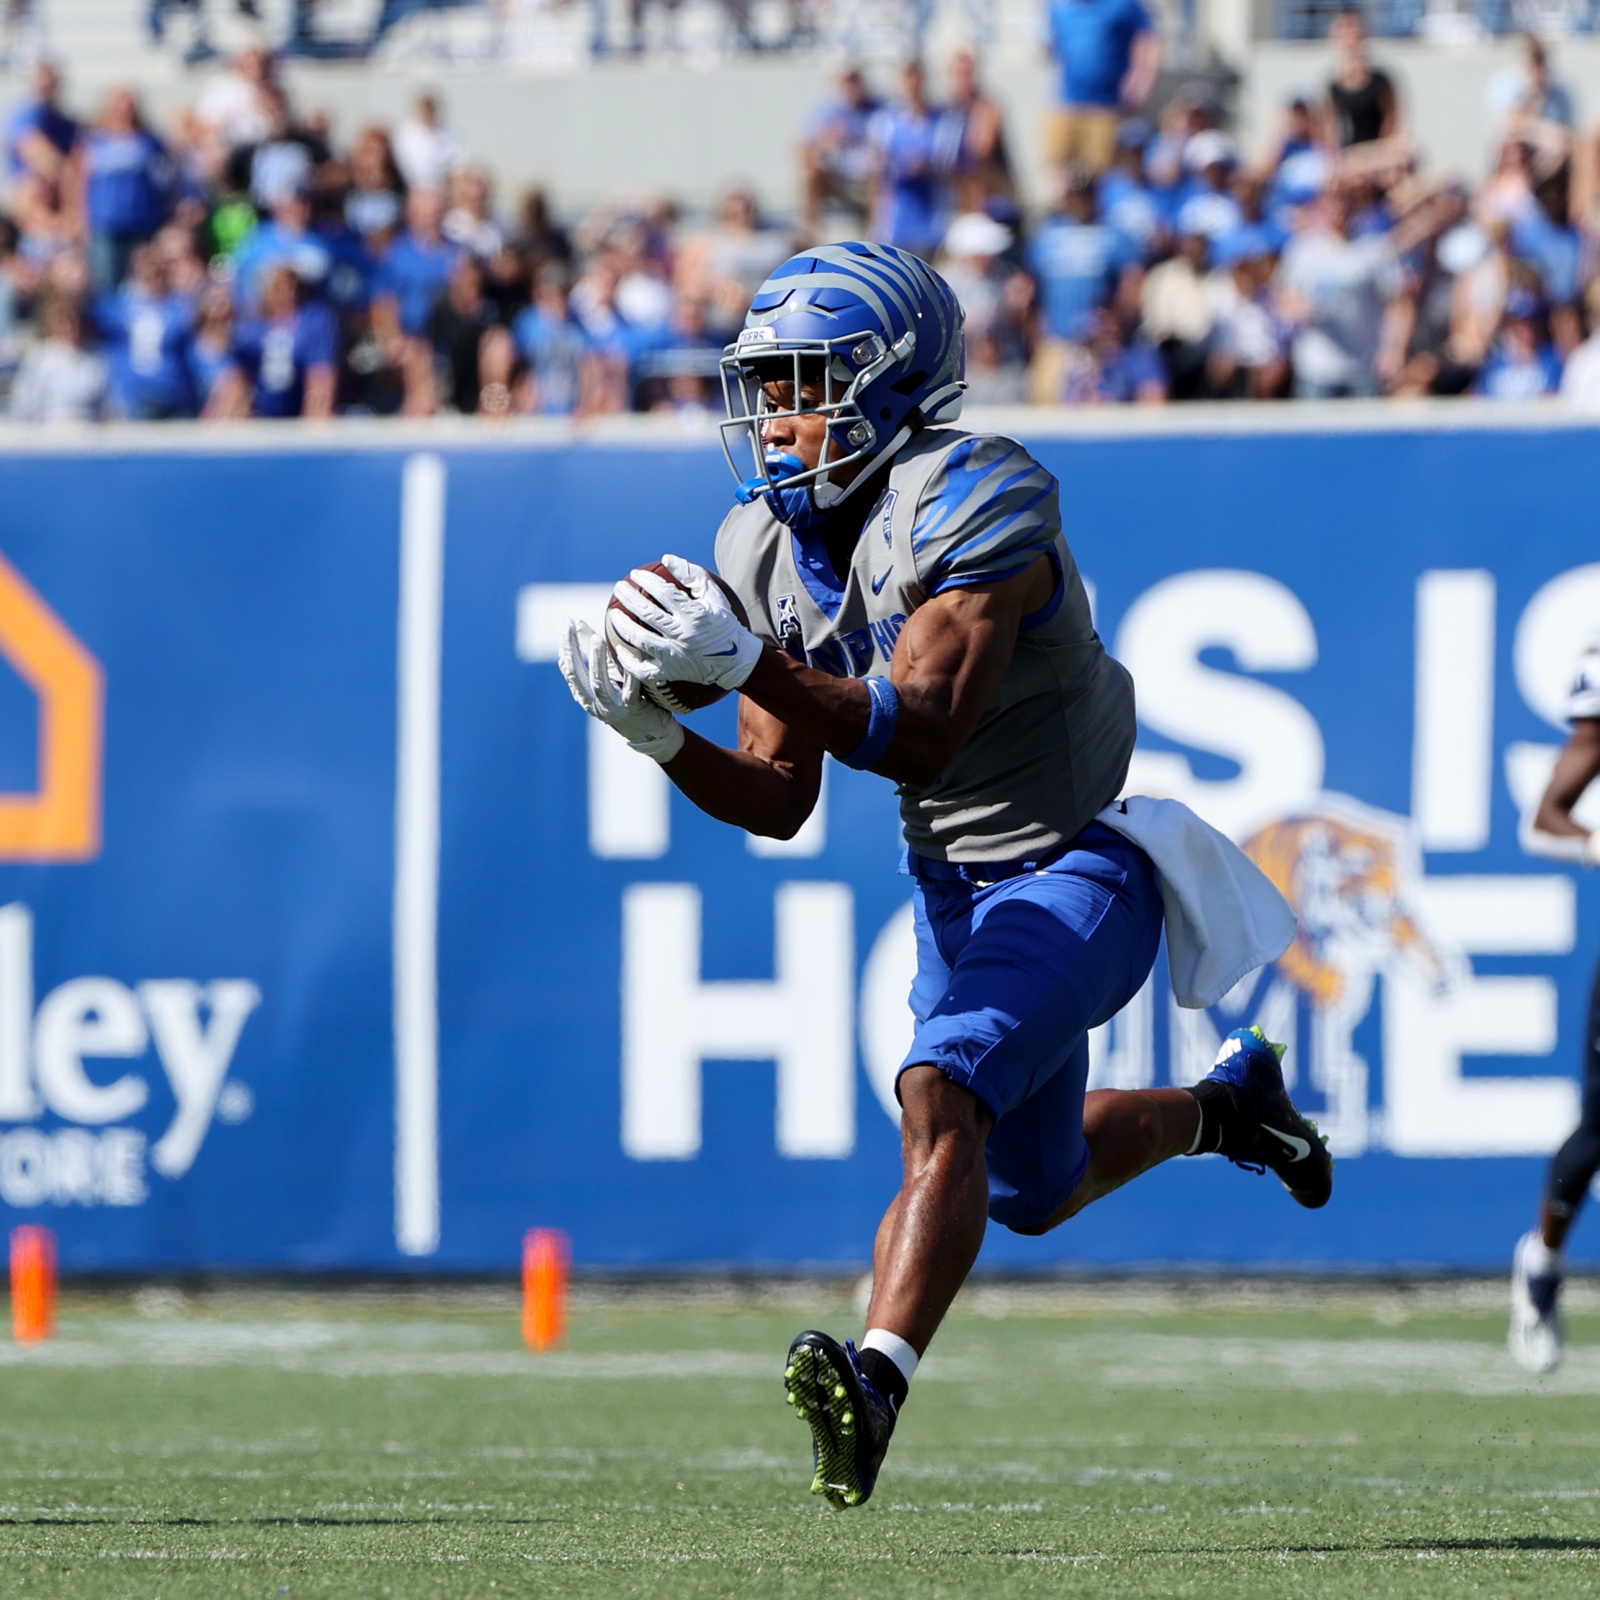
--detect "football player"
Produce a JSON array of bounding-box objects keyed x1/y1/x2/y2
[
  {"x1": 1510, "y1": 636, "x2": 1600, "y2": 1372},
  {"x1": 559, "y1": 242, "x2": 1332, "y2": 1507}
]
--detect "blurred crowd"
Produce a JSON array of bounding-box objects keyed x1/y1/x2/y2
[
  {"x1": 870, "y1": 5, "x2": 1600, "y2": 407},
  {"x1": 5, "y1": 7, "x2": 1600, "y2": 423},
  {"x1": 0, "y1": 44, "x2": 813, "y2": 421},
  {"x1": 0, "y1": 48, "x2": 682, "y2": 420}
]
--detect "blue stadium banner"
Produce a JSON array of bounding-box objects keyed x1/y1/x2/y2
[{"x1": 0, "y1": 414, "x2": 1596, "y2": 1272}]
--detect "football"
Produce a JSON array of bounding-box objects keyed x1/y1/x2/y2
[{"x1": 607, "y1": 560, "x2": 752, "y2": 714}]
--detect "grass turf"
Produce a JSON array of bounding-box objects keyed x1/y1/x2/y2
[{"x1": 1, "y1": 1280, "x2": 1600, "y2": 1597}]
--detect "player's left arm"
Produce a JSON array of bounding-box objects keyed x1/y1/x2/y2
[
  {"x1": 642, "y1": 558, "x2": 1049, "y2": 832},
  {"x1": 659, "y1": 698, "x2": 826, "y2": 841},
  {"x1": 736, "y1": 555, "x2": 1056, "y2": 787}
]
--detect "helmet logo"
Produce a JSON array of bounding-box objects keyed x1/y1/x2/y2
[{"x1": 738, "y1": 325, "x2": 778, "y2": 345}]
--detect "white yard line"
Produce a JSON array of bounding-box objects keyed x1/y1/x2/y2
[{"x1": 8, "y1": 1321, "x2": 1597, "y2": 1395}]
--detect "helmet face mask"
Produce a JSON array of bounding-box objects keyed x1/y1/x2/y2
[
  {"x1": 719, "y1": 331, "x2": 905, "y2": 510},
  {"x1": 717, "y1": 242, "x2": 967, "y2": 521}
]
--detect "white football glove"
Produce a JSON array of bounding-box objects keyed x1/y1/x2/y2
[
  {"x1": 605, "y1": 553, "x2": 764, "y2": 693},
  {"x1": 557, "y1": 618, "x2": 685, "y2": 765}
]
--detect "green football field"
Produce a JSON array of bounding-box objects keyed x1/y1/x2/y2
[{"x1": 3, "y1": 1278, "x2": 1600, "y2": 1599}]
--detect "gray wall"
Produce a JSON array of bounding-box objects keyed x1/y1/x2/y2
[
  {"x1": 18, "y1": 54, "x2": 1061, "y2": 219},
  {"x1": 1241, "y1": 37, "x2": 1600, "y2": 177},
  {"x1": 6, "y1": 36, "x2": 1599, "y2": 226}
]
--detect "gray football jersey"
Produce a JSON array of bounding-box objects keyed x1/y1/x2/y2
[{"x1": 713, "y1": 428, "x2": 1135, "y2": 864}]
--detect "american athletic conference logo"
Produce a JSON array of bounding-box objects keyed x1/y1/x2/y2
[{"x1": 0, "y1": 549, "x2": 260, "y2": 1212}]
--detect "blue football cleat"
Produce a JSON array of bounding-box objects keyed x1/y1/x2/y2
[
  {"x1": 1201, "y1": 1026, "x2": 1333, "y2": 1209},
  {"x1": 784, "y1": 1330, "x2": 896, "y2": 1509}
]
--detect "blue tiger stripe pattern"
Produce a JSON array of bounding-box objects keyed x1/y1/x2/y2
[
  {"x1": 911, "y1": 436, "x2": 1060, "y2": 594},
  {"x1": 746, "y1": 245, "x2": 956, "y2": 358}
]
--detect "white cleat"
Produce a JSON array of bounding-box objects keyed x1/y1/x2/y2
[{"x1": 1509, "y1": 1229, "x2": 1565, "y2": 1374}]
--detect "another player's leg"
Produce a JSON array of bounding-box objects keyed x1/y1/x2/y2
[
  {"x1": 1511, "y1": 955, "x2": 1600, "y2": 1371},
  {"x1": 1510, "y1": 1220, "x2": 1572, "y2": 1373}
]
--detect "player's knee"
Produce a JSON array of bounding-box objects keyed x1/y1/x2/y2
[
  {"x1": 1549, "y1": 1124, "x2": 1600, "y2": 1207},
  {"x1": 899, "y1": 1063, "x2": 992, "y2": 1165},
  {"x1": 1002, "y1": 1215, "x2": 1054, "y2": 1237},
  {"x1": 989, "y1": 1192, "x2": 1070, "y2": 1236}
]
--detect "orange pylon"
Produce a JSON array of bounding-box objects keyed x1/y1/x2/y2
[
  {"x1": 522, "y1": 1228, "x2": 569, "y2": 1353},
  {"x1": 11, "y1": 1226, "x2": 56, "y2": 1344}
]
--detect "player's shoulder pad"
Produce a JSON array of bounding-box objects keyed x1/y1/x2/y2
[{"x1": 905, "y1": 430, "x2": 1061, "y2": 595}]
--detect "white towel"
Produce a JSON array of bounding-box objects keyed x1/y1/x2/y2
[{"x1": 1095, "y1": 795, "x2": 1297, "y2": 1010}]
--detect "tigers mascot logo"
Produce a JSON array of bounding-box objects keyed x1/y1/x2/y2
[
  {"x1": 1244, "y1": 801, "x2": 1456, "y2": 1011},
  {"x1": 1204, "y1": 796, "x2": 1464, "y2": 1158}
]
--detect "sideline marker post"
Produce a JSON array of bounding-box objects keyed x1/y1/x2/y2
[
  {"x1": 523, "y1": 1228, "x2": 570, "y2": 1353},
  {"x1": 11, "y1": 1226, "x2": 56, "y2": 1344}
]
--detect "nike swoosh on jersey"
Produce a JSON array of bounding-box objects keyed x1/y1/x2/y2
[
  {"x1": 707, "y1": 644, "x2": 741, "y2": 656},
  {"x1": 871, "y1": 568, "x2": 893, "y2": 595},
  {"x1": 1261, "y1": 1123, "x2": 1311, "y2": 1162}
]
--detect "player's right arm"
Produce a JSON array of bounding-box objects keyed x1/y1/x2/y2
[
  {"x1": 1534, "y1": 719, "x2": 1600, "y2": 846},
  {"x1": 1530, "y1": 644, "x2": 1600, "y2": 862}
]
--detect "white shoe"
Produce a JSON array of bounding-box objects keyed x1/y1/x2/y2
[{"x1": 1509, "y1": 1229, "x2": 1565, "y2": 1374}]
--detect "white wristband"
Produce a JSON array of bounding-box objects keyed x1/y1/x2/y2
[{"x1": 1586, "y1": 831, "x2": 1600, "y2": 867}]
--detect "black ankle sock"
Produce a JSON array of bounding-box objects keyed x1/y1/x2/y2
[
  {"x1": 857, "y1": 1347, "x2": 908, "y2": 1416},
  {"x1": 1187, "y1": 1081, "x2": 1254, "y2": 1159}
]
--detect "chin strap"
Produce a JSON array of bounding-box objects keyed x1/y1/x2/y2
[{"x1": 812, "y1": 426, "x2": 915, "y2": 510}]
